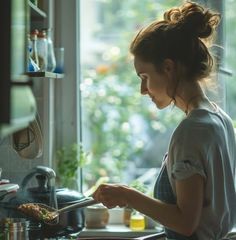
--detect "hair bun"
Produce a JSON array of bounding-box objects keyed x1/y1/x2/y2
[{"x1": 164, "y1": 1, "x2": 221, "y2": 39}]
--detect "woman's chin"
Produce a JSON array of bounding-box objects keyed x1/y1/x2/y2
[{"x1": 154, "y1": 101, "x2": 170, "y2": 110}]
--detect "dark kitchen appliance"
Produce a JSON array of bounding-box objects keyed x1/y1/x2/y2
[{"x1": 0, "y1": 166, "x2": 87, "y2": 238}]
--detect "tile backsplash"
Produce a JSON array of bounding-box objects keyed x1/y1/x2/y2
[{"x1": 0, "y1": 135, "x2": 44, "y2": 184}]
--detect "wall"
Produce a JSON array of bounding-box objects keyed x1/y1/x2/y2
[
  {"x1": 0, "y1": 0, "x2": 81, "y2": 187},
  {"x1": 0, "y1": 0, "x2": 57, "y2": 184},
  {"x1": 0, "y1": 78, "x2": 53, "y2": 184}
]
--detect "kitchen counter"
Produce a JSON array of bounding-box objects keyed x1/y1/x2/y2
[
  {"x1": 78, "y1": 224, "x2": 165, "y2": 239},
  {"x1": 24, "y1": 225, "x2": 165, "y2": 239}
]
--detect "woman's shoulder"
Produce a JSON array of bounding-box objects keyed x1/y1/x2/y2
[
  {"x1": 175, "y1": 111, "x2": 211, "y2": 132},
  {"x1": 172, "y1": 108, "x2": 220, "y2": 141},
  {"x1": 173, "y1": 105, "x2": 234, "y2": 142}
]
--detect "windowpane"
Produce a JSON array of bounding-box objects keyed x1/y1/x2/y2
[
  {"x1": 80, "y1": 0, "x2": 236, "y2": 193},
  {"x1": 225, "y1": 0, "x2": 236, "y2": 126}
]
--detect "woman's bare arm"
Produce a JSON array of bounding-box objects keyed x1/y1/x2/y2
[{"x1": 93, "y1": 173, "x2": 204, "y2": 236}]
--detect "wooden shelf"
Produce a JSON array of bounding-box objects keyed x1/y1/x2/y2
[
  {"x1": 29, "y1": 1, "x2": 47, "y2": 19},
  {"x1": 27, "y1": 72, "x2": 64, "y2": 79}
]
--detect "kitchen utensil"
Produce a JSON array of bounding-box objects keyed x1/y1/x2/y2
[
  {"x1": 12, "y1": 112, "x2": 43, "y2": 159},
  {"x1": 18, "y1": 197, "x2": 97, "y2": 225}
]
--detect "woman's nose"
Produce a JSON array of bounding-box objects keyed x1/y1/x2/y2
[{"x1": 141, "y1": 79, "x2": 148, "y2": 95}]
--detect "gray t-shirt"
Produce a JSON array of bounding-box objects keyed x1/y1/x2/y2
[{"x1": 166, "y1": 104, "x2": 236, "y2": 239}]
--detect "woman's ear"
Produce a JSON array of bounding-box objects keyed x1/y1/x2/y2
[{"x1": 162, "y1": 59, "x2": 176, "y2": 76}]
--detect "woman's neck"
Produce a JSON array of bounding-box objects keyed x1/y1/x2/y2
[{"x1": 174, "y1": 83, "x2": 211, "y2": 115}]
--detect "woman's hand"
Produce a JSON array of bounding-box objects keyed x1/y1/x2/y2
[{"x1": 92, "y1": 183, "x2": 129, "y2": 209}]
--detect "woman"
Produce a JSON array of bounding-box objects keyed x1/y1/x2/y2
[{"x1": 93, "y1": 1, "x2": 236, "y2": 239}]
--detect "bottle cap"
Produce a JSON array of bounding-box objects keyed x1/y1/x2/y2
[
  {"x1": 38, "y1": 30, "x2": 46, "y2": 38},
  {"x1": 30, "y1": 29, "x2": 39, "y2": 36}
]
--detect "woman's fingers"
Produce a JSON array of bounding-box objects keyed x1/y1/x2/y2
[{"x1": 92, "y1": 183, "x2": 127, "y2": 208}]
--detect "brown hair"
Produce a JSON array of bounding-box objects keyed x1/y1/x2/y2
[{"x1": 130, "y1": 1, "x2": 221, "y2": 82}]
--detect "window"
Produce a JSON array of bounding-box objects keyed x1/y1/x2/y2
[
  {"x1": 225, "y1": 0, "x2": 236, "y2": 125},
  {"x1": 80, "y1": 0, "x2": 236, "y2": 193}
]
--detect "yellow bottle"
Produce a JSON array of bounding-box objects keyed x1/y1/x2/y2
[{"x1": 129, "y1": 211, "x2": 145, "y2": 231}]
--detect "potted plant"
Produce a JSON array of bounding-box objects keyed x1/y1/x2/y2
[{"x1": 56, "y1": 142, "x2": 91, "y2": 190}]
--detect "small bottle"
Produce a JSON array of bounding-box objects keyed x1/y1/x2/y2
[
  {"x1": 37, "y1": 30, "x2": 48, "y2": 71},
  {"x1": 45, "y1": 28, "x2": 56, "y2": 72},
  {"x1": 30, "y1": 29, "x2": 39, "y2": 67},
  {"x1": 27, "y1": 34, "x2": 32, "y2": 55},
  {"x1": 27, "y1": 34, "x2": 40, "y2": 72},
  {"x1": 129, "y1": 211, "x2": 145, "y2": 231},
  {"x1": 54, "y1": 47, "x2": 64, "y2": 73}
]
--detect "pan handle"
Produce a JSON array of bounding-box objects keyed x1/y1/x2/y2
[{"x1": 57, "y1": 197, "x2": 97, "y2": 214}]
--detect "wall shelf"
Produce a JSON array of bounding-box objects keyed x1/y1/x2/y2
[
  {"x1": 27, "y1": 71, "x2": 64, "y2": 79},
  {"x1": 29, "y1": 1, "x2": 47, "y2": 19}
]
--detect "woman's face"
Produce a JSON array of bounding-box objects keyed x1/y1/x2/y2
[{"x1": 134, "y1": 57, "x2": 172, "y2": 109}]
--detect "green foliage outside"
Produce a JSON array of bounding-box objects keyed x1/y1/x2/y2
[
  {"x1": 129, "y1": 179, "x2": 148, "y2": 194},
  {"x1": 55, "y1": 0, "x2": 235, "y2": 192},
  {"x1": 81, "y1": 0, "x2": 183, "y2": 188}
]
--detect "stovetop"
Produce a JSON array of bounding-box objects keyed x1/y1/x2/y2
[{"x1": 28, "y1": 227, "x2": 82, "y2": 239}]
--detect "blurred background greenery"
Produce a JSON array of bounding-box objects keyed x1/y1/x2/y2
[{"x1": 79, "y1": 0, "x2": 236, "y2": 191}]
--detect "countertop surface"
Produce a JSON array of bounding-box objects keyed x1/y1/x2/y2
[{"x1": 78, "y1": 224, "x2": 164, "y2": 239}]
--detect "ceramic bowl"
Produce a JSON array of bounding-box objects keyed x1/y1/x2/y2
[{"x1": 84, "y1": 204, "x2": 109, "y2": 228}]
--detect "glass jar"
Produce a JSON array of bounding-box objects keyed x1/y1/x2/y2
[
  {"x1": 0, "y1": 218, "x2": 29, "y2": 240},
  {"x1": 129, "y1": 211, "x2": 145, "y2": 231}
]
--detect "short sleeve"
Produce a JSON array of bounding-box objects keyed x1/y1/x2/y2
[
  {"x1": 168, "y1": 119, "x2": 209, "y2": 181},
  {"x1": 172, "y1": 159, "x2": 206, "y2": 180}
]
